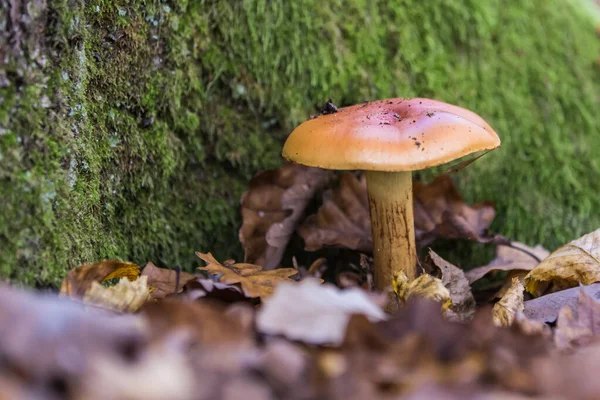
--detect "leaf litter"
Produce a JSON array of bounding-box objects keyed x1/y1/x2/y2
[{"x1": 5, "y1": 165, "x2": 600, "y2": 399}]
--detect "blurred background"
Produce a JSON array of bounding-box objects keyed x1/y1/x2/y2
[{"x1": 1, "y1": 0, "x2": 599, "y2": 287}]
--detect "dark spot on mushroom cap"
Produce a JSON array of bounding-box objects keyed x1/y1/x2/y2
[{"x1": 415, "y1": 141, "x2": 421, "y2": 147}]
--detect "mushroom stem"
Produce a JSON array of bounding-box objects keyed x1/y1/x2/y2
[{"x1": 365, "y1": 170, "x2": 417, "y2": 291}]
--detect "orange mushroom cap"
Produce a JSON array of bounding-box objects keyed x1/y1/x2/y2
[{"x1": 282, "y1": 98, "x2": 501, "y2": 171}]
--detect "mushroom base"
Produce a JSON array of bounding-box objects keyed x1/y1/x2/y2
[{"x1": 365, "y1": 170, "x2": 417, "y2": 291}]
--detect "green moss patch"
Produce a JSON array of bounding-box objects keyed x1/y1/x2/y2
[{"x1": 1, "y1": 0, "x2": 598, "y2": 286}]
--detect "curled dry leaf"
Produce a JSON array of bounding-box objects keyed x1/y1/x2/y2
[
  {"x1": 393, "y1": 270, "x2": 452, "y2": 310},
  {"x1": 413, "y1": 174, "x2": 496, "y2": 247},
  {"x1": 298, "y1": 172, "x2": 372, "y2": 252},
  {"x1": 196, "y1": 252, "x2": 297, "y2": 299},
  {"x1": 141, "y1": 262, "x2": 196, "y2": 300},
  {"x1": 524, "y1": 283, "x2": 600, "y2": 323},
  {"x1": 554, "y1": 286, "x2": 600, "y2": 350},
  {"x1": 466, "y1": 242, "x2": 549, "y2": 284},
  {"x1": 60, "y1": 260, "x2": 141, "y2": 297},
  {"x1": 493, "y1": 277, "x2": 524, "y2": 327},
  {"x1": 239, "y1": 163, "x2": 331, "y2": 269},
  {"x1": 297, "y1": 173, "x2": 497, "y2": 253},
  {"x1": 83, "y1": 276, "x2": 151, "y2": 313},
  {"x1": 427, "y1": 249, "x2": 476, "y2": 321},
  {"x1": 525, "y1": 228, "x2": 600, "y2": 297},
  {"x1": 256, "y1": 278, "x2": 386, "y2": 345}
]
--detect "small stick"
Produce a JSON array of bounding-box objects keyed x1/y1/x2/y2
[{"x1": 174, "y1": 265, "x2": 181, "y2": 295}]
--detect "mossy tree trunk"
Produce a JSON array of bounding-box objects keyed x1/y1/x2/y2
[{"x1": 1, "y1": 0, "x2": 599, "y2": 286}]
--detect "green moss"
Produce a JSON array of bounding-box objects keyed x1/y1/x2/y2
[{"x1": 1, "y1": 0, "x2": 599, "y2": 286}]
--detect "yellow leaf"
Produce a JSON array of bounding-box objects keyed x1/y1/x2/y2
[
  {"x1": 83, "y1": 276, "x2": 151, "y2": 313},
  {"x1": 525, "y1": 228, "x2": 600, "y2": 297},
  {"x1": 493, "y1": 277, "x2": 524, "y2": 327},
  {"x1": 393, "y1": 271, "x2": 452, "y2": 309},
  {"x1": 60, "y1": 261, "x2": 141, "y2": 297},
  {"x1": 196, "y1": 252, "x2": 298, "y2": 299}
]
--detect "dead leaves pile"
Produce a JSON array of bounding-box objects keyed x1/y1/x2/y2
[{"x1": 5, "y1": 163, "x2": 600, "y2": 399}]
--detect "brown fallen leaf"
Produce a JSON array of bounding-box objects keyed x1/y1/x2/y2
[
  {"x1": 239, "y1": 163, "x2": 331, "y2": 269},
  {"x1": 525, "y1": 228, "x2": 600, "y2": 297},
  {"x1": 427, "y1": 249, "x2": 476, "y2": 321},
  {"x1": 493, "y1": 277, "x2": 524, "y2": 327},
  {"x1": 524, "y1": 283, "x2": 600, "y2": 323},
  {"x1": 554, "y1": 286, "x2": 600, "y2": 350},
  {"x1": 60, "y1": 260, "x2": 141, "y2": 297},
  {"x1": 141, "y1": 262, "x2": 196, "y2": 299},
  {"x1": 298, "y1": 172, "x2": 372, "y2": 252},
  {"x1": 297, "y1": 173, "x2": 497, "y2": 253},
  {"x1": 414, "y1": 175, "x2": 496, "y2": 247},
  {"x1": 196, "y1": 252, "x2": 298, "y2": 299},
  {"x1": 83, "y1": 276, "x2": 152, "y2": 313},
  {"x1": 466, "y1": 242, "x2": 549, "y2": 284}
]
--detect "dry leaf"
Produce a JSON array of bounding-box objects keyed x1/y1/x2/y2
[
  {"x1": 467, "y1": 242, "x2": 549, "y2": 284},
  {"x1": 256, "y1": 279, "x2": 386, "y2": 345},
  {"x1": 298, "y1": 172, "x2": 372, "y2": 252},
  {"x1": 297, "y1": 173, "x2": 497, "y2": 253},
  {"x1": 554, "y1": 286, "x2": 600, "y2": 350},
  {"x1": 141, "y1": 262, "x2": 196, "y2": 299},
  {"x1": 196, "y1": 252, "x2": 297, "y2": 299},
  {"x1": 239, "y1": 163, "x2": 331, "y2": 269},
  {"x1": 413, "y1": 174, "x2": 496, "y2": 247},
  {"x1": 60, "y1": 260, "x2": 141, "y2": 297},
  {"x1": 393, "y1": 271, "x2": 452, "y2": 309},
  {"x1": 83, "y1": 276, "x2": 151, "y2": 313},
  {"x1": 427, "y1": 249, "x2": 476, "y2": 321},
  {"x1": 525, "y1": 228, "x2": 600, "y2": 297},
  {"x1": 493, "y1": 277, "x2": 524, "y2": 327},
  {"x1": 524, "y1": 283, "x2": 600, "y2": 323}
]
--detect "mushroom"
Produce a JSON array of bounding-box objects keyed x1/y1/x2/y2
[{"x1": 282, "y1": 98, "x2": 501, "y2": 291}]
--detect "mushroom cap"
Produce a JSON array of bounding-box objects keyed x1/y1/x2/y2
[{"x1": 282, "y1": 98, "x2": 501, "y2": 171}]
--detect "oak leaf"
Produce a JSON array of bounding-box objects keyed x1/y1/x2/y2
[
  {"x1": 493, "y1": 277, "x2": 524, "y2": 327},
  {"x1": 60, "y1": 260, "x2": 141, "y2": 297},
  {"x1": 239, "y1": 163, "x2": 331, "y2": 269},
  {"x1": 196, "y1": 252, "x2": 297, "y2": 299},
  {"x1": 83, "y1": 276, "x2": 151, "y2": 313},
  {"x1": 297, "y1": 173, "x2": 497, "y2": 253},
  {"x1": 141, "y1": 262, "x2": 196, "y2": 299},
  {"x1": 525, "y1": 228, "x2": 600, "y2": 297}
]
